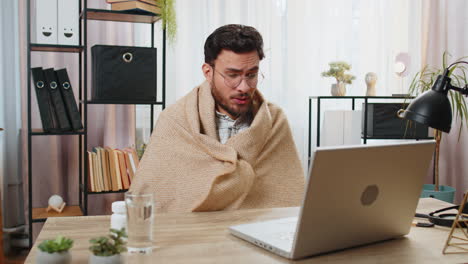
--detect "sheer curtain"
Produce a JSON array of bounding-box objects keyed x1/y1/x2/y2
[
  {"x1": 422, "y1": 0, "x2": 468, "y2": 203},
  {"x1": 148, "y1": 0, "x2": 423, "y2": 172},
  {"x1": 1, "y1": 0, "x2": 25, "y2": 248}
]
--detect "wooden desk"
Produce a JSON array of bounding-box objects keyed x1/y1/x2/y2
[{"x1": 25, "y1": 198, "x2": 466, "y2": 264}]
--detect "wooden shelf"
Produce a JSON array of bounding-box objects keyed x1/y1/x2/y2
[
  {"x1": 32, "y1": 205, "x2": 83, "y2": 220},
  {"x1": 84, "y1": 100, "x2": 162, "y2": 105},
  {"x1": 309, "y1": 96, "x2": 415, "y2": 99},
  {"x1": 30, "y1": 44, "x2": 83, "y2": 53},
  {"x1": 87, "y1": 189, "x2": 128, "y2": 195},
  {"x1": 30, "y1": 129, "x2": 85, "y2": 136},
  {"x1": 82, "y1": 8, "x2": 161, "y2": 24},
  {"x1": 362, "y1": 136, "x2": 434, "y2": 140}
]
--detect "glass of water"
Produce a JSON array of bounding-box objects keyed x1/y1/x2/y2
[{"x1": 125, "y1": 192, "x2": 154, "y2": 254}]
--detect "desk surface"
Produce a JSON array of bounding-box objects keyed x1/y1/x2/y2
[{"x1": 25, "y1": 198, "x2": 466, "y2": 264}]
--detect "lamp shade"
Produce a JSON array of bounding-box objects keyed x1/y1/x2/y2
[{"x1": 400, "y1": 89, "x2": 452, "y2": 133}]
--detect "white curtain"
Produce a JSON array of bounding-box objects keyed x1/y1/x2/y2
[
  {"x1": 144, "y1": 0, "x2": 423, "y2": 172},
  {"x1": 0, "y1": 0, "x2": 25, "y2": 249},
  {"x1": 422, "y1": 0, "x2": 468, "y2": 203}
]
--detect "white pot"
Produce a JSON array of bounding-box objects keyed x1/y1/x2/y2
[
  {"x1": 89, "y1": 254, "x2": 122, "y2": 264},
  {"x1": 331, "y1": 83, "x2": 346, "y2": 96},
  {"x1": 36, "y1": 250, "x2": 71, "y2": 264}
]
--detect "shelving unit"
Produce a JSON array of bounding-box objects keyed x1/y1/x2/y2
[
  {"x1": 30, "y1": 44, "x2": 84, "y2": 53},
  {"x1": 26, "y1": 0, "x2": 86, "y2": 248},
  {"x1": 30, "y1": 129, "x2": 85, "y2": 136},
  {"x1": 307, "y1": 96, "x2": 434, "y2": 160},
  {"x1": 79, "y1": 2, "x2": 166, "y2": 216},
  {"x1": 31, "y1": 206, "x2": 83, "y2": 222},
  {"x1": 84, "y1": 100, "x2": 164, "y2": 105},
  {"x1": 83, "y1": 8, "x2": 161, "y2": 23},
  {"x1": 26, "y1": 0, "x2": 166, "y2": 247}
]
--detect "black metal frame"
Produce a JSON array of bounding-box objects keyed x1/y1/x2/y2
[
  {"x1": 307, "y1": 96, "x2": 434, "y2": 162},
  {"x1": 27, "y1": 0, "x2": 85, "y2": 248},
  {"x1": 26, "y1": 0, "x2": 166, "y2": 247}
]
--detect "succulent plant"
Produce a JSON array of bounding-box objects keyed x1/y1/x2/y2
[
  {"x1": 89, "y1": 228, "x2": 127, "y2": 257},
  {"x1": 38, "y1": 236, "x2": 73, "y2": 253}
]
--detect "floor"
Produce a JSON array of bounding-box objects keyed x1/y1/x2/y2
[{"x1": 0, "y1": 202, "x2": 27, "y2": 264}]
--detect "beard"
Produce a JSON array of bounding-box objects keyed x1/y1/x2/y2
[{"x1": 211, "y1": 81, "x2": 253, "y2": 119}]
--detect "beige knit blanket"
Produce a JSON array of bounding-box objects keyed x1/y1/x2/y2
[{"x1": 130, "y1": 81, "x2": 305, "y2": 212}]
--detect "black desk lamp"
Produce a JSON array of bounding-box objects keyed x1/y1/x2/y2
[{"x1": 398, "y1": 61, "x2": 468, "y2": 132}]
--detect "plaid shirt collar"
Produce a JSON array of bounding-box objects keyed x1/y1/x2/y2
[{"x1": 215, "y1": 111, "x2": 251, "y2": 144}]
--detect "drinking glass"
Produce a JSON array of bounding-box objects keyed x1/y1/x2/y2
[{"x1": 125, "y1": 192, "x2": 154, "y2": 254}]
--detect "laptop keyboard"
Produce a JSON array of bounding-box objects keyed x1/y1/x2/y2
[
  {"x1": 276, "y1": 231, "x2": 295, "y2": 242},
  {"x1": 230, "y1": 217, "x2": 298, "y2": 253},
  {"x1": 270, "y1": 218, "x2": 297, "y2": 242}
]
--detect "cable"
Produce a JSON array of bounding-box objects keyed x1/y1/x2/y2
[{"x1": 447, "y1": 61, "x2": 468, "y2": 70}]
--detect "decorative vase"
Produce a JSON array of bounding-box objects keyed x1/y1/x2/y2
[
  {"x1": 365, "y1": 72, "x2": 377, "y2": 96},
  {"x1": 36, "y1": 250, "x2": 71, "y2": 264},
  {"x1": 89, "y1": 254, "x2": 122, "y2": 264},
  {"x1": 331, "y1": 82, "x2": 346, "y2": 96}
]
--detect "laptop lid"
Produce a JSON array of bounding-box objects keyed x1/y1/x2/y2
[{"x1": 291, "y1": 140, "x2": 435, "y2": 259}]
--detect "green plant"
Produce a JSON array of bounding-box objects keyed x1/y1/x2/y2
[
  {"x1": 407, "y1": 51, "x2": 468, "y2": 191},
  {"x1": 155, "y1": 0, "x2": 177, "y2": 43},
  {"x1": 135, "y1": 140, "x2": 147, "y2": 160},
  {"x1": 89, "y1": 228, "x2": 127, "y2": 257},
  {"x1": 321, "y1": 61, "x2": 356, "y2": 84},
  {"x1": 38, "y1": 236, "x2": 73, "y2": 253}
]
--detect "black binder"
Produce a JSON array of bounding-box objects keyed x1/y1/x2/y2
[
  {"x1": 43, "y1": 68, "x2": 72, "y2": 131},
  {"x1": 55, "y1": 68, "x2": 83, "y2": 131},
  {"x1": 31, "y1": 67, "x2": 58, "y2": 132}
]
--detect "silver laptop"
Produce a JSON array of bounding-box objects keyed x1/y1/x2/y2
[{"x1": 229, "y1": 140, "x2": 435, "y2": 259}]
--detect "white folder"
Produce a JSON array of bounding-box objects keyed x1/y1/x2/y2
[
  {"x1": 58, "y1": 0, "x2": 79, "y2": 45},
  {"x1": 33, "y1": 0, "x2": 58, "y2": 44},
  {"x1": 320, "y1": 110, "x2": 362, "y2": 146}
]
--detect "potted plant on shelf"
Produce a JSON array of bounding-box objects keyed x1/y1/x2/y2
[
  {"x1": 156, "y1": 0, "x2": 177, "y2": 43},
  {"x1": 36, "y1": 236, "x2": 73, "y2": 264},
  {"x1": 89, "y1": 228, "x2": 127, "y2": 264},
  {"x1": 407, "y1": 51, "x2": 468, "y2": 203},
  {"x1": 321, "y1": 61, "x2": 356, "y2": 96}
]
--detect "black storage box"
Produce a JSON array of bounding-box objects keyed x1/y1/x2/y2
[
  {"x1": 362, "y1": 103, "x2": 429, "y2": 139},
  {"x1": 91, "y1": 45, "x2": 157, "y2": 102}
]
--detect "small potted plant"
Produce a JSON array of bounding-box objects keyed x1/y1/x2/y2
[
  {"x1": 89, "y1": 228, "x2": 127, "y2": 264},
  {"x1": 36, "y1": 236, "x2": 73, "y2": 264},
  {"x1": 321, "y1": 61, "x2": 356, "y2": 96}
]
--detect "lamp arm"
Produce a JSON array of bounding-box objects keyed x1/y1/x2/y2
[
  {"x1": 447, "y1": 83, "x2": 468, "y2": 96},
  {"x1": 445, "y1": 61, "x2": 468, "y2": 96}
]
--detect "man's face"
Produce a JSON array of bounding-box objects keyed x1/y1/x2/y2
[{"x1": 202, "y1": 49, "x2": 260, "y2": 120}]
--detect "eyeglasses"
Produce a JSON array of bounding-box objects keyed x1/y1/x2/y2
[{"x1": 212, "y1": 66, "x2": 264, "y2": 89}]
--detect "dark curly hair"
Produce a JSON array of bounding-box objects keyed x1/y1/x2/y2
[{"x1": 204, "y1": 24, "x2": 265, "y2": 66}]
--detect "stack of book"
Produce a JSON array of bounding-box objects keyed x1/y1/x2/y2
[
  {"x1": 87, "y1": 147, "x2": 140, "y2": 192},
  {"x1": 107, "y1": 0, "x2": 161, "y2": 15}
]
